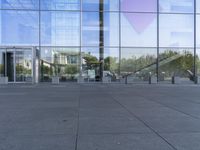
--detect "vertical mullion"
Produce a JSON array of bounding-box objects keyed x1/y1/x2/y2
[
  {"x1": 80, "y1": 0, "x2": 82, "y2": 77},
  {"x1": 39, "y1": 0, "x2": 41, "y2": 82},
  {"x1": 157, "y1": 0, "x2": 159, "y2": 82},
  {"x1": 99, "y1": 0, "x2": 104, "y2": 81},
  {"x1": 119, "y1": 0, "x2": 121, "y2": 76},
  {"x1": 194, "y1": 0, "x2": 197, "y2": 82}
]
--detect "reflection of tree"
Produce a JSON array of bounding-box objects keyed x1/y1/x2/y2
[
  {"x1": 16, "y1": 65, "x2": 32, "y2": 75},
  {"x1": 120, "y1": 50, "x2": 194, "y2": 79},
  {"x1": 104, "y1": 56, "x2": 119, "y2": 74},
  {"x1": 0, "y1": 65, "x2": 3, "y2": 74},
  {"x1": 196, "y1": 55, "x2": 200, "y2": 74},
  {"x1": 121, "y1": 55, "x2": 156, "y2": 75},
  {"x1": 83, "y1": 53, "x2": 99, "y2": 70},
  {"x1": 159, "y1": 50, "x2": 193, "y2": 78}
]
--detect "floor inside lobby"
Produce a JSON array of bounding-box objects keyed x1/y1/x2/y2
[{"x1": 0, "y1": 83, "x2": 200, "y2": 150}]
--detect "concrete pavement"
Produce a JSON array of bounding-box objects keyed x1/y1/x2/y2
[{"x1": 0, "y1": 83, "x2": 200, "y2": 150}]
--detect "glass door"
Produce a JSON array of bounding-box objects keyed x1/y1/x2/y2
[
  {"x1": 1, "y1": 48, "x2": 33, "y2": 83},
  {"x1": 15, "y1": 49, "x2": 33, "y2": 82},
  {"x1": 6, "y1": 49, "x2": 14, "y2": 82}
]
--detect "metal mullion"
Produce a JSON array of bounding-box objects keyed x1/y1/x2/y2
[
  {"x1": 80, "y1": 0, "x2": 82, "y2": 76},
  {"x1": 5, "y1": 49, "x2": 7, "y2": 77},
  {"x1": 119, "y1": 0, "x2": 121, "y2": 76},
  {"x1": 157, "y1": 0, "x2": 159, "y2": 82},
  {"x1": 194, "y1": 0, "x2": 197, "y2": 82},
  {"x1": 14, "y1": 48, "x2": 16, "y2": 83}
]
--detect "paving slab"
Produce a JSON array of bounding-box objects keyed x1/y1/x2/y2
[
  {"x1": 77, "y1": 134, "x2": 174, "y2": 150},
  {"x1": 161, "y1": 133, "x2": 200, "y2": 150}
]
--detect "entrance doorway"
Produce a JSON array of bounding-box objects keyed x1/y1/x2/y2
[{"x1": 0, "y1": 48, "x2": 33, "y2": 83}]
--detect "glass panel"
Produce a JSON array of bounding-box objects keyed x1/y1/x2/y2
[
  {"x1": 197, "y1": 49, "x2": 200, "y2": 75},
  {"x1": 121, "y1": 48, "x2": 157, "y2": 83},
  {"x1": 121, "y1": 13, "x2": 157, "y2": 47},
  {"x1": 121, "y1": 0, "x2": 157, "y2": 12},
  {"x1": 196, "y1": 15, "x2": 200, "y2": 47},
  {"x1": 104, "y1": 13, "x2": 119, "y2": 47},
  {"x1": 159, "y1": 14, "x2": 194, "y2": 47},
  {"x1": 0, "y1": 10, "x2": 39, "y2": 46},
  {"x1": 159, "y1": 0, "x2": 194, "y2": 13},
  {"x1": 81, "y1": 47, "x2": 100, "y2": 81},
  {"x1": 197, "y1": 0, "x2": 200, "y2": 13},
  {"x1": 0, "y1": 0, "x2": 39, "y2": 10},
  {"x1": 82, "y1": 12, "x2": 119, "y2": 47},
  {"x1": 104, "y1": 48, "x2": 120, "y2": 81},
  {"x1": 41, "y1": 11, "x2": 80, "y2": 46},
  {"x1": 40, "y1": 0, "x2": 80, "y2": 10},
  {"x1": 40, "y1": 47, "x2": 79, "y2": 82},
  {"x1": 15, "y1": 49, "x2": 32, "y2": 82},
  {"x1": 0, "y1": 49, "x2": 5, "y2": 77},
  {"x1": 81, "y1": 47, "x2": 120, "y2": 81},
  {"x1": 159, "y1": 48, "x2": 194, "y2": 83},
  {"x1": 82, "y1": 0, "x2": 119, "y2": 11}
]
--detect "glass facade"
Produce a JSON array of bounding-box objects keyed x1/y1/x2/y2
[{"x1": 0, "y1": 0, "x2": 199, "y2": 83}]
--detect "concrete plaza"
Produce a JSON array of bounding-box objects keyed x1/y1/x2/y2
[{"x1": 0, "y1": 83, "x2": 200, "y2": 150}]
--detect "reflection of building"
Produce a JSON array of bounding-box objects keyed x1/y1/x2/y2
[{"x1": 0, "y1": 0, "x2": 200, "y2": 83}]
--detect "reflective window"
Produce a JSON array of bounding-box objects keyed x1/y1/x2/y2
[
  {"x1": 121, "y1": 0, "x2": 157, "y2": 12},
  {"x1": 197, "y1": 49, "x2": 200, "y2": 75},
  {"x1": 197, "y1": 0, "x2": 200, "y2": 13},
  {"x1": 40, "y1": 47, "x2": 79, "y2": 82},
  {"x1": 82, "y1": 12, "x2": 119, "y2": 47},
  {"x1": 82, "y1": 0, "x2": 119, "y2": 11},
  {"x1": 121, "y1": 13, "x2": 157, "y2": 47},
  {"x1": 121, "y1": 48, "x2": 157, "y2": 82},
  {"x1": 159, "y1": 48, "x2": 194, "y2": 83},
  {"x1": 104, "y1": 48, "x2": 119, "y2": 78},
  {"x1": 159, "y1": 0, "x2": 194, "y2": 13},
  {"x1": 0, "y1": 0, "x2": 39, "y2": 10},
  {"x1": 40, "y1": 11, "x2": 80, "y2": 46},
  {"x1": 0, "y1": 10, "x2": 39, "y2": 46},
  {"x1": 196, "y1": 15, "x2": 200, "y2": 47},
  {"x1": 159, "y1": 14, "x2": 194, "y2": 47},
  {"x1": 81, "y1": 47, "x2": 119, "y2": 81},
  {"x1": 40, "y1": 0, "x2": 80, "y2": 10}
]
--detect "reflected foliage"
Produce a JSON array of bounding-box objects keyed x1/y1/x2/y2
[{"x1": 159, "y1": 50, "x2": 193, "y2": 79}]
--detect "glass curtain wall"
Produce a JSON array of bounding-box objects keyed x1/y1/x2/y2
[
  {"x1": 81, "y1": 0, "x2": 120, "y2": 82},
  {"x1": 120, "y1": 0, "x2": 157, "y2": 83},
  {"x1": 159, "y1": 0, "x2": 195, "y2": 83},
  {"x1": 0, "y1": 0, "x2": 198, "y2": 83},
  {"x1": 196, "y1": 2, "x2": 200, "y2": 76}
]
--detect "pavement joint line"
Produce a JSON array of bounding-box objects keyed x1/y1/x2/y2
[
  {"x1": 75, "y1": 85, "x2": 81, "y2": 150},
  {"x1": 138, "y1": 94, "x2": 200, "y2": 120},
  {"x1": 106, "y1": 90, "x2": 178, "y2": 150}
]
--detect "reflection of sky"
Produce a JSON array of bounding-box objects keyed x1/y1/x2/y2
[
  {"x1": 159, "y1": 0, "x2": 194, "y2": 13},
  {"x1": 0, "y1": 0, "x2": 196, "y2": 49},
  {"x1": 0, "y1": 10, "x2": 39, "y2": 45},
  {"x1": 1, "y1": 0, "x2": 39, "y2": 9}
]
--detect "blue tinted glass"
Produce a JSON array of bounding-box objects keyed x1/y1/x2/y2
[
  {"x1": 159, "y1": 14, "x2": 194, "y2": 47},
  {"x1": 0, "y1": 10, "x2": 39, "y2": 46},
  {"x1": 159, "y1": 0, "x2": 194, "y2": 13},
  {"x1": 196, "y1": 15, "x2": 200, "y2": 47},
  {"x1": 0, "y1": 0, "x2": 39, "y2": 9},
  {"x1": 41, "y1": 11, "x2": 80, "y2": 46},
  {"x1": 40, "y1": 0, "x2": 80, "y2": 10},
  {"x1": 82, "y1": 12, "x2": 119, "y2": 47}
]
